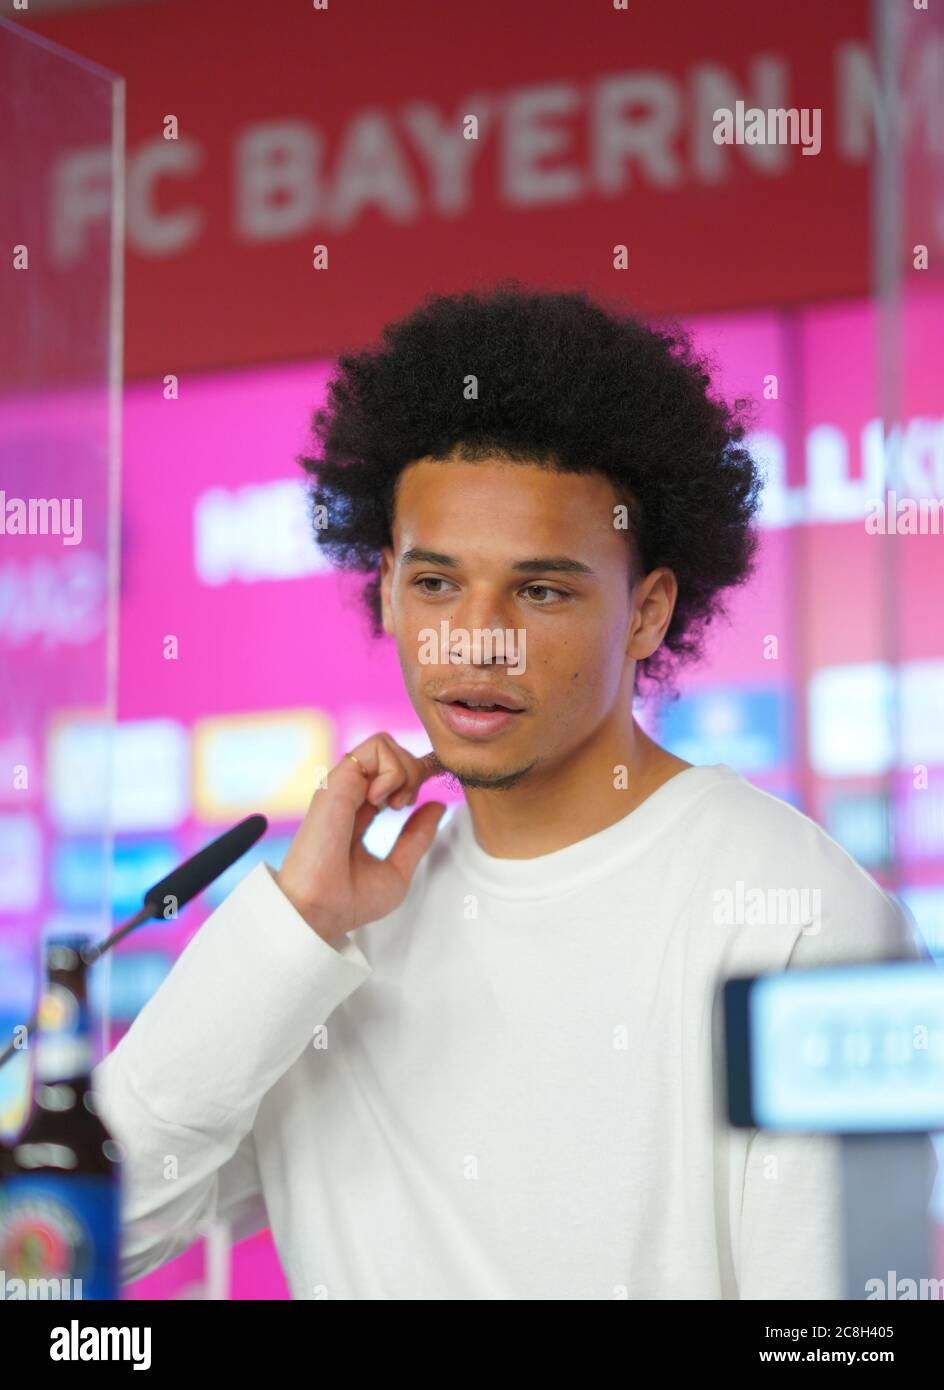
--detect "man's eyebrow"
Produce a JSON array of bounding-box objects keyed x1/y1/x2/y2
[
  {"x1": 511, "y1": 556, "x2": 595, "y2": 576},
  {"x1": 399, "y1": 548, "x2": 595, "y2": 576},
  {"x1": 400, "y1": 548, "x2": 458, "y2": 568}
]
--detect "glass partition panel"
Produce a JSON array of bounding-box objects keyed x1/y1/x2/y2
[
  {"x1": 0, "y1": 16, "x2": 123, "y2": 1140},
  {"x1": 873, "y1": 0, "x2": 944, "y2": 1288}
]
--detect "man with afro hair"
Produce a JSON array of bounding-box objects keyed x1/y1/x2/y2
[{"x1": 92, "y1": 282, "x2": 930, "y2": 1303}]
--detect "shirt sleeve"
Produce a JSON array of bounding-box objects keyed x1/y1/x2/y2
[
  {"x1": 91, "y1": 861, "x2": 372, "y2": 1285},
  {"x1": 731, "y1": 875, "x2": 936, "y2": 1300}
]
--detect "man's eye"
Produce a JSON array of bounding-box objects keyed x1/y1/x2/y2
[
  {"x1": 521, "y1": 584, "x2": 567, "y2": 604},
  {"x1": 413, "y1": 578, "x2": 567, "y2": 603}
]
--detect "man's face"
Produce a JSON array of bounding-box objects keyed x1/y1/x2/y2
[{"x1": 379, "y1": 457, "x2": 655, "y2": 790}]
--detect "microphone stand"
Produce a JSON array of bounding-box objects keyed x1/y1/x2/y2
[{"x1": 0, "y1": 903, "x2": 157, "y2": 1070}]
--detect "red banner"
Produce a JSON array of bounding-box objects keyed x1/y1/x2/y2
[{"x1": 25, "y1": 0, "x2": 886, "y2": 379}]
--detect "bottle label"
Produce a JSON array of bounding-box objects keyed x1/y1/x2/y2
[
  {"x1": 35, "y1": 985, "x2": 92, "y2": 1082},
  {"x1": 0, "y1": 1174, "x2": 120, "y2": 1300}
]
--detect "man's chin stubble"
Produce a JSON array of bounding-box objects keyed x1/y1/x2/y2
[{"x1": 424, "y1": 750, "x2": 538, "y2": 793}]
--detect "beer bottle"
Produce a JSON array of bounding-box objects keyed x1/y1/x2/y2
[{"x1": 0, "y1": 934, "x2": 121, "y2": 1300}]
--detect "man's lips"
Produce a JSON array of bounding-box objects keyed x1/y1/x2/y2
[
  {"x1": 432, "y1": 683, "x2": 526, "y2": 712},
  {"x1": 433, "y1": 693, "x2": 525, "y2": 740}
]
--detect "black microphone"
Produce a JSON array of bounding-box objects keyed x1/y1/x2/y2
[
  {"x1": 82, "y1": 813, "x2": 269, "y2": 963},
  {"x1": 0, "y1": 814, "x2": 268, "y2": 1068}
]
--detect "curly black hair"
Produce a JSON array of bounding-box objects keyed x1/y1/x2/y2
[{"x1": 297, "y1": 280, "x2": 765, "y2": 699}]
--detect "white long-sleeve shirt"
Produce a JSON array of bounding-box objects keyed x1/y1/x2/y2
[{"x1": 91, "y1": 763, "x2": 930, "y2": 1300}]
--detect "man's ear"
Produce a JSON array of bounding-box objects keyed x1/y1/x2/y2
[
  {"x1": 379, "y1": 548, "x2": 395, "y2": 636},
  {"x1": 627, "y1": 567, "x2": 677, "y2": 661}
]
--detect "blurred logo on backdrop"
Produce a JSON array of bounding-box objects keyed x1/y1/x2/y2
[
  {"x1": 658, "y1": 687, "x2": 792, "y2": 780},
  {"x1": 808, "y1": 660, "x2": 944, "y2": 777},
  {"x1": 46, "y1": 716, "x2": 190, "y2": 832},
  {"x1": 193, "y1": 708, "x2": 333, "y2": 821},
  {"x1": 0, "y1": 814, "x2": 41, "y2": 913}
]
